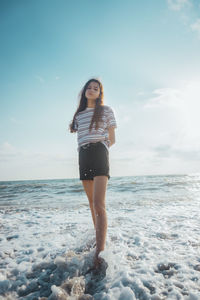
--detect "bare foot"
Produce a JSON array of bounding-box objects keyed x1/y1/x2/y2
[
  {"x1": 93, "y1": 252, "x2": 104, "y2": 270},
  {"x1": 90, "y1": 251, "x2": 108, "y2": 278}
]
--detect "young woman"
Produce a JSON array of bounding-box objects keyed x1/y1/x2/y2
[{"x1": 69, "y1": 78, "x2": 117, "y2": 269}]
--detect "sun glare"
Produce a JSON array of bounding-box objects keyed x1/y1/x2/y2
[{"x1": 179, "y1": 80, "x2": 200, "y2": 139}]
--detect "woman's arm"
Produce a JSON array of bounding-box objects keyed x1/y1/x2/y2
[{"x1": 108, "y1": 127, "x2": 116, "y2": 147}]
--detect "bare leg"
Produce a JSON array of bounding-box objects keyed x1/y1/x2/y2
[
  {"x1": 93, "y1": 175, "x2": 108, "y2": 268},
  {"x1": 81, "y1": 180, "x2": 96, "y2": 229}
]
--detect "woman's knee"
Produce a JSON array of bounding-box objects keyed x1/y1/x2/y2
[{"x1": 94, "y1": 203, "x2": 106, "y2": 216}]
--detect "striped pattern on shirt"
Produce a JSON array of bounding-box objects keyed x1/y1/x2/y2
[{"x1": 74, "y1": 105, "x2": 117, "y2": 152}]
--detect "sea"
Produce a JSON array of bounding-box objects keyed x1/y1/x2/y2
[{"x1": 0, "y1": 174, "x2": 200, "y2": 300}]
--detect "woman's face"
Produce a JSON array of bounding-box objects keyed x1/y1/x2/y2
[{"x1": 85, "y1": 81, "x2": 100, "y2": 100}]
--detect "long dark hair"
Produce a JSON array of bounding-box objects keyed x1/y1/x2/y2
[{"x1": 69, "y1": 78, "x2": 105, "y2": 133}]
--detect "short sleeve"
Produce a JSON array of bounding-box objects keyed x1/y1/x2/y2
[
  {"x1": 74, "y1": 115, "x2": 78, "y2": 131},
  {"x1": 107, "y1": 106, "x2": 117, "y2": 129}
]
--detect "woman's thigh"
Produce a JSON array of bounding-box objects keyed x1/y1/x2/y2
[
  {"x1": 82, "y1": 180, "x2": 94, "y2": 200},
  {"x1": 93, "y1": 176, "x2": 108, "y2": 209}
]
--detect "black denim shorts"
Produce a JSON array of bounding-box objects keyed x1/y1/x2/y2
[{"x1": 79, "y1": 141, "x2": 110, "y2": 180}]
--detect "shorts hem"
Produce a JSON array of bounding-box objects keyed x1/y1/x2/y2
[{"x1": 80, "y1": 174, "x2": 110, "y2": 180}]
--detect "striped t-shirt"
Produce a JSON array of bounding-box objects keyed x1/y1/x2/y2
[{"x1": 74, "y1": 105, "x2": 117, "y2": 152}]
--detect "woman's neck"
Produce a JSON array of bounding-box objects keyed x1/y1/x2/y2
[{"x1": 87, "y1": 99, "x2": 95, "y2": 108}]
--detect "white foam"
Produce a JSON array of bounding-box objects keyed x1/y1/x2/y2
[{"x1": 1, "y1": 175, "x2": 200, "y2": 299}]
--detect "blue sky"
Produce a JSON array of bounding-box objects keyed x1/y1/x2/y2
[{"x1": 1, "y1": 0, "x2": 200, "y2": 181}]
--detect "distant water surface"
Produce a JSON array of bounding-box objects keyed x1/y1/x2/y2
[{"x1": 1, "y1": 174, "x2": 200, "y2": 209}]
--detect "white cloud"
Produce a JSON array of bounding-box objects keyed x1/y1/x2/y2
[
  {"x1": 167, "y1": 0, "x2": 190, "y2": 11},
  {"x1": 166, "y1": 0, "x2": 200, "y2": 39},
  {"x1": 111, "y1": 79, "x2": 200, "y2": 176},
  {"x1": 0, "y1": 142, "x2": 78, "y2": 181},
  {"x1": 144, "y1": 80, "x2": 200, "y2": 131},
  {"x1": 0, "y1": 142, "x2": 17, "y2": 154},
  {"x1": 143, "y1": 88, "x2": 183, "y2": 108},
  {"x1": 35, "y1": 75, "x2": 45, "y2": 83},
  {"x1": 190, "y1": 19, "x2": 200, "y2": 37},
  {"x1": 141, "y1": 80, "x2": 200, "y2": 162}
]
